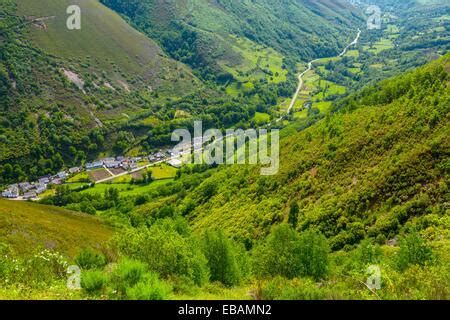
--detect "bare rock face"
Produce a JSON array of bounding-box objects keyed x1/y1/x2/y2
[{"x1": 387, "y1": 238, "x2": 398, "y2": 247}]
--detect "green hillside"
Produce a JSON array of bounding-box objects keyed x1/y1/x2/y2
[
  {"x1": 25, "y1": 54, "x2": 450, "y2": 300},
  {"x1": 1, "y1": 0, "x2": 449, "y2": 301},
  {"x1": 185, "y1": 55, "x2": 449, "y2": 245},
  {"x1": 0, "y1": 199, "x2": 113, "y2": 257},
  {"x1": 0, "y1": 0, "x2": 201, "y2": 183},
  {"x1": 15, "y1": 0, "x2": 199, "y2": 94},
  {"x1": 101, "y1": 0, "x2": 363, "y2": 80}
]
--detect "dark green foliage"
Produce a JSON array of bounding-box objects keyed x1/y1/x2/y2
[
  {"x1": 288, "y1": 202, "x2": 299, "y2": 228},
  {"x1": 201, "y1": 231, "x2": 242, "y2": 287},
  {"x1": 101, "y1": 0, "x2": 361, "y2": 80}
]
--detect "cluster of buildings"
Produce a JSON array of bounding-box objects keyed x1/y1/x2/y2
[
  {"x1": 1, "y1": 150, "x2": 176, "y2": 200},
  {"x1": 1, "y1": 168, "x2": 80, "y2": 200},
  {"x1": 85, "y1": 151, "x2": 168, "y2": 171}
]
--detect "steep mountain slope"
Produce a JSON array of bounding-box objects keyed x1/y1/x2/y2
[
  {"x1": 101, "y1": 0, "x2": 363, "y2": 80},
  {"x1": 157, "y1": 54, "x2": 449, "y2": 248},
  {"x1": 0, "y1": 0, "x2": 200, "y2": 182},
  {"x1": 0, "y1": 199, "x2": 113, "y2": 257},
  {"x1": 14, "y1": 0, "x2": 200, "y2": 96}
]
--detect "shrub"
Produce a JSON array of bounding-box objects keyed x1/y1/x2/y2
[
  {"x1": 81, "y1": 270, "x2": 107, "y2": 295},
  {"x1": 126, "y1": 272, "x2": 171, "y2": 300},
  {"x1": 395, "y1": 233, "x2": 434, "y2": 271},
  {"x1": 253, "y1": 225, "x2": 329, "y2": 280},
  {"x1": 75, "y1": 248, "x2": 107, "y2": 270},
  {"x1": 111, "y1": 220, "x2": 209, "y2": 286},
  {"x1": 252, "y1": 224, "x2": 302, "y2": 279},
  {"x1": 261, "y1": 277, "x2": 327, "y2": 300},
  {"x1": 297, "y1": 230, "x2": 329, "y2": 280},
  {"x1": 356, "y1": 239, "x2": 382, "y2": 266},
  {"x1": 110, "y1": 259, "x2": 147, "y2": 296}
]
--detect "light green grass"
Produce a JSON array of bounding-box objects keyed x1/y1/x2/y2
[
  {"x1": 314, "y1": 101, "x2": 333, "y2": 114},
  {"x1": 0, "y1": 199, "x2": 113, "y2": 257},
  {"x1": 151, "y1": 164, "x2": 178, "y2": 180},
  {"x1": 344, "y1": 50, "x2": 359, "y2": 58},
  {"x1": 220, "y1": 35, "x2": 287, "y2": 85},
  {"x1": 66, "y1": 172, "x2": 91, "y2": 183},
  {"x1": 363, "y1": 38, "x2": 394, "y2": 54},
  {"x1": 254, "y1": 112, "x2": 271, "y2": 124},
  {"x1": 80, "y1": 179, "x2": 174, "y2": 197}
]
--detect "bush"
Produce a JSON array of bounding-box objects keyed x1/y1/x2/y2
[
  {"x1": 110, "y1": 259, "x2": 147, "y2": 296},
  {"x1": 253, "y1": 224, "x2": 329, "y2": 280},
  {"x1": 261, "y1": 277, "x2": 327, "y2": 300},
  {"x1": 252, "y1": 224, "x2": 302, "y2": 279},
  {"x1": 396, "y1": 233, "x2": 434, "y2": 271},
  {"x1": 297, "y1": 230, "x2": 330, "y2": 280},
  {"x1": 356, "y1": 239, "x2": 382, "y2": 266},
  {"x1": 126, "y1": 272, "x2": 171, "y2": 300},
  {"x1": 75, "y1": 248, "x2": 107, "y2": 270},
  {"x1": 111, "y1": 219, "x2": 209, "y2": 286},
  {"x1": 81, "y1": 270, "x2": 107, "y2": 295}
]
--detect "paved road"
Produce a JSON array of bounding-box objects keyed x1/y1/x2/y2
[{"x1": 277, "y1": 29, "x2": 362, "y2": 123}]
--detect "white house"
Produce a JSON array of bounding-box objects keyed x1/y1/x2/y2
[
  {"x1": 105, "y1": 160, "x2": 120, "y2": 169},
  {"x1": 167, "y1": 159, "x2": 182, "y2": 168},
  {"x1": 23, "y1": 191, "x2": 37, "y2": 200},
  {"x1": 2, "y1": 186, "x2": 19, "y2": 198},
  {"x1": 18, "y1": 182, "x2": 33, "y2": 192},
  {"x1": 57, "y1": 172, "x2": 68, "y2": 180},
  {"x1": 38, "y1": 176, "x2": 51, "y2": 185},
  {"x1": 68, "y1": 167, "x2": 81, "y2": 174},
  {"x1": 35, "y1": 184, "x2": 47, "y2": 194},
  {"x1": 86, "y1": 161, "x2": 103, "y2": 170}
]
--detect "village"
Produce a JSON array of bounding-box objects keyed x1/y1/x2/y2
[{"x1": 1, "y1": 149, "x2": 184, "y2": 200}]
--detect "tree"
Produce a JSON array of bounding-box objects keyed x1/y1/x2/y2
[
  {"x1": 104, "y1": 187, "x2": 119, "y2": 205},
  {"x1": 253, "y1": 224, "x2": 302, "y2": 279},
  {"x1": 297, "y1": 230, "x2": 329, "y2": 280},
  {"x1": 288, "y1": 202, "x2": 299, "y2": 228},
  {"x1": 253, "y1": 224, "x2": 330, "y2": 280}
]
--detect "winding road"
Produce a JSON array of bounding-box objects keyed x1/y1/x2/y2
[{"x1": 278, "y1": 28, "x2": 362, "y2": 122}]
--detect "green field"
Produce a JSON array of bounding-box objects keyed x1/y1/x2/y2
[
  {"x1": 15, "y1": 0, "x2": 199, "y2": 97},
  {"x1": 344, "y1": 50, "x2": 359, "y2": 58},
  {"x1": 254, "y1": 112, "x2": 271, "y2": 125},
  {"x1": 220, "y1": 35, "x2": 288, "y2": 88},
  {"x1": 364, "y1": 38, "x2": 394, "y2": 54},
  {"x1": 80, "y1": 179, "x2": 174, "y2": 197},
  {"x1": 66, "y1": 172, "x2": 92, "y2": 183}
]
